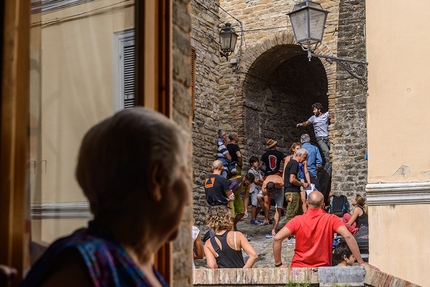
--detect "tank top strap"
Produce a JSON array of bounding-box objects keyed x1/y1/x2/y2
[
  {"x1": 210, "y1": 230, "x2": 229, "y2": 254},
  {"x1": 233, "y1": 231, "x2": 237, "y2": 249}
]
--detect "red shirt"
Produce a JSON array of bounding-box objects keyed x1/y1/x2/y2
[{"x1": 286, "y1": 208, "x2": 343, "y2": 267}]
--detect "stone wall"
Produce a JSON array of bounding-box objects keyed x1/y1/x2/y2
[
  {"x1": 172, "y1": 0, "x2": 194, "y2": 285},
  {"x1": 331, "y1": 0, "x2": 368, "y2": 200},
  {"x1": 216, "y1": 0, "x2": 341, "y2": 170},
  {"x1": 190, "y1": 0, "x2": 370, "y2": 224},
  {"x1": 190, "y1": 0, "x2": 222, "y2": 226}
]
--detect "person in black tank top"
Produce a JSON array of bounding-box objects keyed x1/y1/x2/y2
[
  {"x1": 343, "y1": 194, "x2": 369, "y2": 234},
  {"x1": 204, "y1": 206, "x2": 258, "y2": 268}
]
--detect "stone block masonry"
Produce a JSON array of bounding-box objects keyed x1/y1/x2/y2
[
  {"x1": 193, "y1": 267, "x2": 422, "y2": 287},
  {"x1": 331, "y1": 0, "x2": 368, "y2": 201},
  {"x1": 191, "y1": 0, "x2": 224, "y2": 226}
]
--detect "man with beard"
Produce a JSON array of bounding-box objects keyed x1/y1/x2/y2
[{"x1": 296, "y1": 102, "x2": 330, "y2": 164}]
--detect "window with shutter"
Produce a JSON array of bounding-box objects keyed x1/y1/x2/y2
[
  {"x1": 121, "y1": 39, "x2": 135, "y2": 109},
  {"x1": 113, "y1": 29, "x2": 135, "y2": 111}
]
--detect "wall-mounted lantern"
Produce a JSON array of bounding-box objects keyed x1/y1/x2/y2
[
  {"x1": 288, "y1": 0, "x2": 368, "y2": 88},
  {"x1": 219, "y1": 22, "x2": 238, "y2": 60}
]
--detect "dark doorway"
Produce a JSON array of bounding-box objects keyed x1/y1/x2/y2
[{"x1": 243, "y1": 44, "x2": 328, "y2": 159}]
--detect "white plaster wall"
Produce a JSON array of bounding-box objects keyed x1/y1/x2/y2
[
  {"x1": 30, "y1": 0, "x2": 134, "y2": 242},
  {"x1": 366, "y1": 1, "x2": 430, "y2": 183},
  {"x1": 367, "y1": 1, "x2": 430, "y2": 286},
  {"x1": 38, "y1": 0, "x2": 134, "y2": 204},
  {"x1": 369, "y1": 205, "x2": 430, "y2": 286}
]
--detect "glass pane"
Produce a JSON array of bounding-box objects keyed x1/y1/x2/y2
[
  {"x1": 290, "y1": 9, "x2": 309, "y2": 43},
  {"x1": 309, "y1": 9, "x2": 326, "y2": 41},
  {"x1": 29, "y1": 0, "x2": 135, "y2": 246}
]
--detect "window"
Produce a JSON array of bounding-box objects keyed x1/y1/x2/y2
[{"x1": 113, "y1": 29, "x2": 135, "y2": 111}]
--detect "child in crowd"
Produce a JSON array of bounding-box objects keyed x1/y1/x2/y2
[
  {"x1": 332, "y1": 240, "x2": 356, "y2": 266},
  {"x1": 247, "y1": 156, "x2": 265, "y2": 225}
]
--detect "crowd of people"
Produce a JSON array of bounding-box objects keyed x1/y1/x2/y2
[
  {"x1": 202, "y1": 102, "x2": 376, "y2": 270},
  {"x1": 1, "y1": 104, "x2": 374, "y2": 286}
]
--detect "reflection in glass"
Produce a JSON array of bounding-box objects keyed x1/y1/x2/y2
[{"x1": 29, "y1": 0, "x2": 135, "y2": 245}]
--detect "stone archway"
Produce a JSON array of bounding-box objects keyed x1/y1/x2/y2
[{"x1": 237, "y1": 32, "x2": 335, "y2": 158}]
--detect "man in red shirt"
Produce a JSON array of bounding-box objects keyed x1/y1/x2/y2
[{"x1": 273, "y1": 191, "x2": 376, "y2": 269}]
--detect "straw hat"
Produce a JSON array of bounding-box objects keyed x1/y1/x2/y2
[{"x1": 266, "y1": 139, "x2": 277, "y2": 149}]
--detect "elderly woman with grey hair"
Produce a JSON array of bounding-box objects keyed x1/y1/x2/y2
[{"x1": 22, "y1": 107, "x2": 191, "y2": 287}]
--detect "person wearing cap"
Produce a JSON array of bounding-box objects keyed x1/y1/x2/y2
[
  {"x1": 260, "y1": 139, "x2": 286, "y2": 177},
  {"x1": 262, "y1": 175, "x2": 284, "y2": 238},
  {"x1": 260, "y1": 139, "x2": 286, "y2": 226},
  {"x1": 217, "y1": 130, "x2": 232, "y2": 178},
  {"x1": 300, "y1": 134, "x2": 322, "y2": 191},
  {"x1": 296, "y1": 102, "x2": 330, "y2": 164}
]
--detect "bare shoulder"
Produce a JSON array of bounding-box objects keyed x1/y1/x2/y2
[{"x1": 41, "y1": 248, "x2": 93, "y2": 287}]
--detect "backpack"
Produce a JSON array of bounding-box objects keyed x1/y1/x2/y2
[{"x1": 330, "y1": 195, "x2": 348, "y2": 217}]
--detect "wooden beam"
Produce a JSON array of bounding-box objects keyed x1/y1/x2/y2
[
  {"x1": 0, "y1": 0, "x2": 31, "y2": 286},
  {"x1": 135, "y1": 0, "x2": 173, "y2": 284}
]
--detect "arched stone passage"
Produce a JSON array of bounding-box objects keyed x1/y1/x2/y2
[{"x1": 243, "y1": 44, "x2": 329, "y2": 158}]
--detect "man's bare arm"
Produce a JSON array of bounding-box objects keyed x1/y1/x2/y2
[
  {"x1": 236, "y1": 151, "x2": 243, "y2": 166},
  {"x1": 273, "y1": 227, "x2": 292, "y2": 268},
  {"x1": 296, "y1": 120, "x2": 311, "y2": 127},
  {"x1": 289, "y1": 174, "x2": 308, "y2": 188}
]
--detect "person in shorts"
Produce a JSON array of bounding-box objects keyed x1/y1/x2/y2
[
  {"x1": 228, "y1": 173, "x2": 255, "y2": 231},
  {"x1": 247, "y1": 156, "x2": 265, "y2": 225},
  {"x1": 262, "y1": 175, "x2": 284, "y2": 238}
]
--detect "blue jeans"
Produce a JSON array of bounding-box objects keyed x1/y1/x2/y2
[{"x1": 316, "y1": 136, "x2": 330, "y2": 163}]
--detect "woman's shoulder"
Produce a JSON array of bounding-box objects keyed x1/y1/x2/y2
[{"x1": 354, "y1": 206, "x2": 364, "y2": 215}]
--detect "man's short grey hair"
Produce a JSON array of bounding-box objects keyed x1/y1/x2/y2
[
  {"x1": 218, "y1": 129, "x2": 226, "y2": 138},
  {"x1": 76, "y1": 107, "x2": 189, "y2": 218},
  {"x1": 300, "y1": 134, "x2": 310, "y2": 143},
  {"x1": 295, "y1": 148, "x2": 308, "y2": 156},
  {"x1": 228, "y1": 132, "x2": 238, "y2": 141}
]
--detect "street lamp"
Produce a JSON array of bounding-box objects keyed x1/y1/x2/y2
[
  {"x1": 288, "y1": 0, "x2": 328, "y2": 53},
  {"x1": 219, "y1": 22, "x2": 238, "y2": 60},
  {"x1": 288, "y1": 0, "x2": 368, "y2": 88}
]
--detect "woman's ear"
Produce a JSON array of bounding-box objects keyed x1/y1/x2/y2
[{"x1": 148, "y1": 161, "x2": 164, "y2": 202}]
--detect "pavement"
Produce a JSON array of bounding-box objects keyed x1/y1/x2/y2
[{"x1": 194, "y1": 207, "x2": 296, "y2": 268}]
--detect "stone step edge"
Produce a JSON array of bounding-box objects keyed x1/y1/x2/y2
[{"x1": 193, "y1": 266, "x2": 422, "y2": 286}]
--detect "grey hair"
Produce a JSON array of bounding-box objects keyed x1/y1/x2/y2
[
  {"x1": 300, "y1": 134, "x2": 310, "y2": 143},
  {"x1": 75, "y1": 107, "x2": 189, "y2": 218},
  {"x1": 218, "y1": 129, "x2": 226, "y2": 138},
  {"x1": 228, "y1": 132, "x2": 238, "y2": 141},
  {"x1": 295, "y1": 148, "x2": 308, "y2": 157}
]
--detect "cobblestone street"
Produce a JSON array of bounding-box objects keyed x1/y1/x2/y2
[{"x1": 194, "y1": 207, "x2": 296, "y2": 269}]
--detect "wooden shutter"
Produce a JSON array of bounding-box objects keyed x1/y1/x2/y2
[{"x1": 121, "y1": 39, "x2": 135, "y2": 109}]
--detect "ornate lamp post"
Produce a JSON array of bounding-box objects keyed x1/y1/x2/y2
[
  {"x1": 219, "y1": 22, "x2": 238, "y2": 60},
  {"x1": 288, "y1": 0, "x2": 368, "y2": 88}
]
